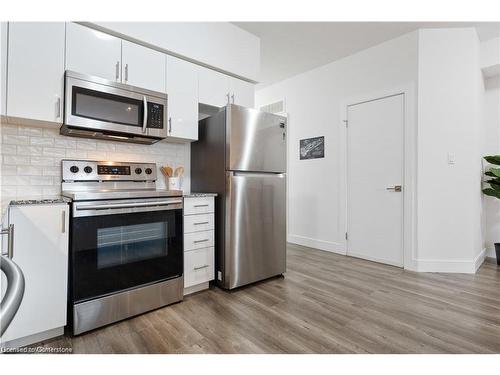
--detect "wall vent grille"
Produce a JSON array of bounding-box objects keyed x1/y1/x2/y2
[{"x1": 260, "y1": 99, "x2": 285, "y2": 114}]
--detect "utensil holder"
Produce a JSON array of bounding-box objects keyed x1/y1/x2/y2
[{"x1": 167, "y1": 177, "x2": 181, "y2": 191}]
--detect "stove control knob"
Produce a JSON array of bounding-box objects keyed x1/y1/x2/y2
[
  {"x1": 145, "y1": 168, "x2": 153, "y2": 175},
  {"x1": 84, "y1": 166, "x2": 93, "y2": 174},
  {"x1": 70, "y1": 166, "x2": 79, "y2": 173},
  {"x1": 135, "y1": 168, "x2": 142, "y2": 174}
]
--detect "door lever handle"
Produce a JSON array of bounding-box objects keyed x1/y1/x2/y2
[{"x1": 386, "y1": 185, "x2": 402, "y2": 192}]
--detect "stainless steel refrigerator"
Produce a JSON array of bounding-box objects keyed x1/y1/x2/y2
[{"x1": 191, "y1": 104, "x2": 287, "y2": 290}]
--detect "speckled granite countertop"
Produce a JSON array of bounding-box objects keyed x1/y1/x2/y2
[{"x1": 183, "y1": 192, "x2": 218, "y2": 198}]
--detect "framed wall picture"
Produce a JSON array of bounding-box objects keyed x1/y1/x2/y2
[{"x1": 300, "y1": 136, "x2": 325, "y2": 160}]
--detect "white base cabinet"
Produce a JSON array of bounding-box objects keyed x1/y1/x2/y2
[
  {"x1": 183, "y1": 196, "x2": 215, "y2": 295},
  {"x1": 0, "y1": 203, "x2": 69, "y2": 348}
]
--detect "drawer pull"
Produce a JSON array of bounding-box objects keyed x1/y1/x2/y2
[
  {"x1": 194, "y1": 221, "x2": 209, "y2": 225},
  {"x1": 194, "y1": 265, "x2": 209, "y2": 270},
  {"x1": 194, "y1": 239, "x2": 209, "y2": 243},
  {"x1": 194, "y1": 204, "x2": 209, "y2": 208}
]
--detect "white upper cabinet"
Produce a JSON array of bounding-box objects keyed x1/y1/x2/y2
[
  {"x1": 198, "y1": 66, "x2": 230, "y2": 108},
  {"x1": 229, "y1": 77, "x2": 255, "y2": 108},
  {"x1": 122, "y1": 40, "x2": 166, "y2": 93},
  {"x1": 1, "y1": 22, "x2": 7, "y2": 117},
  {"x1": 66, "y1": 23, "x2": 122, "y2": 82},
  {"x1": 7, "y1": 22, "x2": 65, "y2": 123},
  {"x1": 166, "y1": 56, "x2": 199, "y2": 141}
]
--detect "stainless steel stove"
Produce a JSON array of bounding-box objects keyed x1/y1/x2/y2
[{"x1": 62, "y1": 160, "x2": 184, "y2": 335}]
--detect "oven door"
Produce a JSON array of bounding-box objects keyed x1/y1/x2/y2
[
  {"x1": 64, "y1": 71, "x2": 167, "y2": 139},
  {"x1": 70, "y1": 200, "x2": 182, "y2": 303}
]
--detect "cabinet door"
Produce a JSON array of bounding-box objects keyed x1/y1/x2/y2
[
  {"x1": 1, "y1": 204, "x2": 69, "y2": 343},
  {"x1": 7, "y1": 22, "x2": 65, "y2": 123},
  {"x1": 229, "y1": 77, "x2": 255, "y2": 108},
  {"x1": 66, "y1": 23, "x2": 122, "y2": 82},
  {"x1": 166, "y1": 56, "x2": 199, "y2": 141},
  {"x1": 1, "y1": 22, "x2": 7, "y2": 117},
  {"x1": 198, "y1": 66, "x2": 230, "y2": 107},
  {"x1": 122, "y1": 40, "x2": 166, "y2": 92}
]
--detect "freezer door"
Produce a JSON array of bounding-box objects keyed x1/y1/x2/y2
[
  {"x1": 225, "y1": 171, "x2": 286, "y2": 289},
  {"x1": 227, "y1": 105, "x2": 287, "y2": 173}
]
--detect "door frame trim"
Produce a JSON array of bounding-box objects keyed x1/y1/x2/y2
[{"x1": 340, "y1": 83, "x2": 417, "y2": 271}]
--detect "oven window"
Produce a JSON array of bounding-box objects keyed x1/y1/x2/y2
[
  {"x1": 97, "y1": 222, "x2": 168, "y2": 269},
  {"x1": 72, "y1": 86, "x2": 143, "y2": 127},
  {"x1": 70, "y1": 209, "x2": 183, "y2": 303}
]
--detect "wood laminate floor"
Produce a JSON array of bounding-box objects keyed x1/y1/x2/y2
[{"x1": 37, "y1": 244, "x2": 500, "y2": 353}]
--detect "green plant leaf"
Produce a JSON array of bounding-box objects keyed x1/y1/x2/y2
[
  {"x1": 484, "y1": 155, "x2": 500, "y2": 165},
  {"x1": 483, "y1": 188, "x2": 500, "y2": 199},
  {"x1": 489, "y1": 182, "x2": 500, "y2": 191},
  {"x1": 486, "y1": 168, "x2": 500, "y2": 178}
]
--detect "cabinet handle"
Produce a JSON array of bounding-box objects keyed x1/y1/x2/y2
[
  {"x1": 125, "y1": 63, "x2": 129, "y2": 82},
  {"x1": 115, "y1": 61, "x2": 120, "y2": 80},
  {"x1": 62, "y1": 210, "x2": 66, "y2": 234},
  {"x1": 226, "y1": 93, "x2": 230, "y2": 104},
  {"x1": 194, "y1": 265, "x2": 209, "y2": 270},
  {"x1": 231, "y1": 94, "x2": 235, "y2": 104},
  {"x1": 194, "y1": 221, "x2": 209, "y2": 225},
  {"x1": 168, "y1": 117, "x2": 172, "y2": 134},
  {"x1": 55, "y1": 96, "x2": 61, "y2": 119},
  {"x1": 194, "y1": 239, "x2": 209, "y2": 244},
  {"x1": 194, "y1": 204, "x2": 209, "y2": 208},
  {"x1": 0, "y1": 224, "x2": 14, "y2": 259}
]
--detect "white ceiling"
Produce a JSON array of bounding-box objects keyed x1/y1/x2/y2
[{"x1": 233, "y1": 22, "x2": 500, "y2": 87}]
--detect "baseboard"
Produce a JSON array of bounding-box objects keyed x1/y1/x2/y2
[
  {"x1": 0, "y1": 327, "x2": 64, "y2": 349},
  {"x1": 288, "y1": 234, "x2": 345, "y2": 255},
  {"x1": 416, "y1": 248, "x2": 486, "y2": 274},
  {"x1": 183, "y1": 282, "x2": 209, "y2": 296}
]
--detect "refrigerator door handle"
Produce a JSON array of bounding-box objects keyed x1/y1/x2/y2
[{"x1": 232, "y1": 171, "x2": 285, "y2": 178}]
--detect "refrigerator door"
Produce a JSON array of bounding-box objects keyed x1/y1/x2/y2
[
  {"x1": 226, "y1": 105, "x2": 287, "y2": 173},
  {"x1": 225, "y1": 171, "x2": 286, "y2": 289}
]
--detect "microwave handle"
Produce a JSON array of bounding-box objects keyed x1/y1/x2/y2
[{"x1": 142, "y1": 96, "x2": 148, "y2": 133}]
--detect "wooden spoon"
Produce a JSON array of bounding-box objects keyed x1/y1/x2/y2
[
  {"x1": 161, "y1": 166, "x2": 173, "y2": 177},
  {"x1": 174, "y1": 166, "x2": 184, "y2": 177}
]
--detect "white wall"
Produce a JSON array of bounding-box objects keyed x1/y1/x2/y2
[
  {"x1": 0, "y1": 122, "x2": 190, "y2": 214},
  {"x1": 88, "y1": 22, "x2": 260, "y2": 82},
  {"x1": 416, "y1": 28, "x2": 485, "y2": 272},
  {"x1": 483, "y1": 76, "x2": 500, "y2": 258},
  {"x1": 256, "y1": 31, "x2": 419, "y2": 254},
  {"x1": 257, "y1": 28, "x2": 488, "y2": 273}
]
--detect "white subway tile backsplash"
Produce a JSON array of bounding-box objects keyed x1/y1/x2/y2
[
  {"x1": 77, "y1": 140, "x2": 97, "y2": 150},
  {"x1": 3, "y1": 155, "x2": 30, "y2": 165},
  {"x1": 2, "y1": 123, "x2": 188, "y2": 213},
  {"x1": 1, "y1": 145, "x2": 17, "y2": 155},
  {"x1": 42, "y1": 166, "x2": 61, "y2": 176},
  {"x1": 18, "y1": 126, "x2": 44, "y2": 137},
  {"x1": 1, "y1": 125, "x2": 18, "y2": 135},
  {"x1": 17, "y1": 166, "x2": 43, "y2": 176},
  {"x1": 43, "y1": 147, "x2": 67, "y2": 158},
  {"x1": 17, "y1": 145, "x2": 43, "y2": 156},
  {"x1": 54, "y1": 138, "x2": 77, "y2": 148},
  {"x1": 30, "y1": 137, "x2": 54, "y2": 146},
  {"x1": 3, "y1": 135, "x2": 29, "y2": 145},
  {"x1": 1, "y1": 166, "x2": 17, "y2": 176},
  {"x1": 30, "y1": 176, "x2": 53, "y2": 186},
  {"x1": 30, "y1": 156, "x2": 55, "y2": 166}
]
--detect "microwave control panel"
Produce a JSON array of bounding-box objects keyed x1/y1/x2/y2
[{"x1": 147, "y1": 103, "x2": 164, "y2": 129}]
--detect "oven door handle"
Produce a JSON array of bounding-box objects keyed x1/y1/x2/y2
[
  {"x1": 76, "y1": 200, "x2": 182, "y2": 211},
  {"x1": 142, "y1": 96, "x2": 148, "y2": 134}
]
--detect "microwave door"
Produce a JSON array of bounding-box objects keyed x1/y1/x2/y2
[{"x1": 64, "y1": 74, "x2": 166, "y2": 139}]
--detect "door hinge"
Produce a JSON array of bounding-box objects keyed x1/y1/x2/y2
[{"x1": 345, "y1": 232, "x2": 348, "y2": 240}]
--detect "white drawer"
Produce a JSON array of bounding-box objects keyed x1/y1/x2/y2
[
  {"x1": 184, "y1": 213, "x2": 214, "y2": 233},
  {"x1": 184, "y1": 197, "x2": 214, "y2": 215},
  {"x1": 184, "y1": 230, "x2": 214, "y2": 251},
  {"x1": 184, "y1": 247, "x2": 215, "y2": 288}
]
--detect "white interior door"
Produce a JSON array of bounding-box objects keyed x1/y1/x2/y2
[{"x1": 347, "y1": 94, "x2": 404, "y2": 267}]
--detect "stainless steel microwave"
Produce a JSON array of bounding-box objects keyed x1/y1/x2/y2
[{"x1": 61, "y1": 71, "x2": 168, "y2": 144}]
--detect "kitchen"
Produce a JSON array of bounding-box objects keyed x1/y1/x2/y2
[
  {"x1": 1, "y1": 21, "x2": 290, "y2": 345},
  {"x1": 1, "y1": 5, "x2": 500, "y2": 372}
]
